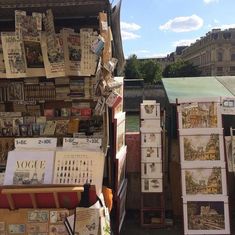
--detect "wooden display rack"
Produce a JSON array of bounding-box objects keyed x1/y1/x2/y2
[{"x1": 0, "y1": 185, "x2": 96, "y2": 210}]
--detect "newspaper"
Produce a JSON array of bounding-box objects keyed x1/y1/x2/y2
[
  {"x1": 62, "y1": 28, "x2": 82, "y2": 76},
  {"x1": 80, "y1": 28, "x2": 98, "y2": 76},
  {"x1": 1, "y1": 32, "x2": 27, "y2": 78},
  {"x1": 15, "y1": 10, "x2": 45, "y2": 77},
  {"x1": 41, "y1": 32, "x2": 65, "y2": 78}
]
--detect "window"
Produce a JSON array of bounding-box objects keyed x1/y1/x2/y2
[
  {"x1": 231, "y1": 54, "x2": 235, "y2": 61},
  {"x1": 217, "y1": 52, "x2": 223, "y2": 62}
]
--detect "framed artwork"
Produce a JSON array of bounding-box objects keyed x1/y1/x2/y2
[
  {"x1": 141, "y1": 100, "x2": 160, "y2": 119},
  {"x1": 4, "y1": 150, "x2": 55, "y2": 185},
  {"x1": 179, "y1": 129, "x2": 225, "y2": 165},
  {"x1": 141, "y1": 147, "x2": 162, "y2": 162},
  {"x1": 53, "y1": 150, "x2": 105, "y2": 195},
  {"x1": 181, "y1": 167, "x2": 227, "y2": 196},
  {"x1": 141, "y1": 178, "x2": 163, "y2": 193},
  {"x1": 116, "y1": 179, "x2": 127, "y2": 233},
  {"x1": 141, "y1": 162, "x2": 162, "y2": 178},
  {"x1": 141, "y1": 132, "x2": 161, "y2": 147},
  {"x1": 115, "y1": 146, "x2": 127, "y2": 196},
  {"x1": 141, "y1": 119, "x2": 161, "y2": 130},
  {"x1": 114, "y1": 112, "x2": 126, "y2": 154},
  {"x1": 178, "y1": 101, "x2": 221, "y2": 129},
  {"x1": 183, "y1": 199, "x2": 230, "y2": 234}
]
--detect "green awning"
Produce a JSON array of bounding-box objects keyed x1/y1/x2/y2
[{"x1": 162, "y1": 76, "x2": 234, "y2": 104}]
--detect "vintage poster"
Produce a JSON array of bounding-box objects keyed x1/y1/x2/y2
[
  {"x1": 53, "y1": 150, "x2": 105, "y2": 195},
  {"x1": 182, "y1": 167, "x2": 227, "y2": 196},
  {"x1": 180, "y1": 132, "x2": 224, "y2": 163},
  {"x1": 1, "y1": 32, "x2": 27, "y2": 78},
  {"x1": 41, "y1": 32, "x2": 65, "y2": 78},
  {"x1": 183, "y1": 200, "x2": 230, "y2": 234},
  {"x1": 80, "y1": 28, "x2": 98, "y2": 76},
  {"x1": 179, "y1": 101, "x2": 220, "y2": 129},
  {"x1": 74, "y1": 207, "x2": 99, "y2": 235},
  {"x1": 141, "y1": 119, "x2": 161, "y2": 130},
  {"x1": 0, "y1": 37, "x2": 6, "y2": 78},
  {"x1": 3, "y1": 150, "x2": 55, "y2": 185},
  {"x1": 62, "y1": 29, "x2": 82, "y2": 76}
]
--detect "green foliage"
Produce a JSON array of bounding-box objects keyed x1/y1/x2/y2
[
  {"x1": 140, "y1": 60, "x2": 162, "y2": 84},
  {"x1": 124, "y1": 54, "x2": 162, "y2": 83},
  {"x1": 162, "y1": 60, "x2": 201, "y2": 78},
  {"x1": 124, "y1": 54, "x2": 141, "y2": 79}
]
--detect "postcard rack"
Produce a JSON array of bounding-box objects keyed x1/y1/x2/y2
[
  {"x1": 0, "y1": 185, "x2": 97, "y2": 210},
  {"x1": 140, "y1": 100, "x2": 165, "y2": 228}
]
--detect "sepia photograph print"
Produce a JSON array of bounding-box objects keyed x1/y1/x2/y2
[
  {"x1": 140, "y1": 101, "x2": 160, "y2": 119},
  {"x1": 179, "y1": 129, "x2": 225, "y2": 165},
  {"x1": 141, "y1": 162, "x2": 162, "y2": 178},
  {"x1": 141, "y1": 178, "x2": 163, "y2": 193},
  {"x1": 183, "y1": 199, "x2": 230, "y2": 234},
  {"x1": 141, "y1": 147, "x2": 162, "y2": 163},
  {"x1": 141, "y1": 132, "x2": 161, "y2": 148},
  {"x1": 178, "y1": 100, "x2": 221, "y2": 129},
  {"x1": 181, "y1": 167, "x2": 227, "y2": 196}
]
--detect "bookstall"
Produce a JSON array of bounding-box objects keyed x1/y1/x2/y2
[
  {"x1": 0, "y1": 0, "x2": 125, "y2": 234},
  {"x1": 162, "y1": 76, "x2": 235, "y2": 235}
]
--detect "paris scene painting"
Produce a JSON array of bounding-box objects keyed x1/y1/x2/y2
[
  {"x1": 186, "y1": 201, "x2": 226, "y2": 231},
  {"x1": 184, "y1": 167, "x2": 223, "y2": 195},
  {"x1": 183, "y1": 134, "x2": 220, "y2": 161},
  {"x1": 181, "y1": 102, "x2": 218, "y2": 129}
]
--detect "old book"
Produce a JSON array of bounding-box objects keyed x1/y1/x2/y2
[
  {"x1": 43, "y1": 121, "x2": 57, "y2": 136},
  {"x1": 3, "y1": 150, "x2": 55, "y2": 185},
  {"x1": 55, "y1": 120, "x2": 69, "y2": 136},
  {"x1": 67, "y1": 119, "x2": 79, "y2": 134},
  {"x1": 0, "y1": 37, "x2": 6, "y2": 78}
]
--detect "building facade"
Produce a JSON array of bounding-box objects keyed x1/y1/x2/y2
[{"x1": 179, "y1": 28, "x2": 235, "y2": 76}]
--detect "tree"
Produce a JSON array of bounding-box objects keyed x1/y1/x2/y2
[
  {"x1": 162, "y1": 60, "x2": 201, "y2": 78},
  {"x1": 124, "y1": 54, "x2": 141, "y2": 79},
  {"x1": 140, "y1": 60, "x2": 162, "y2": 84}
]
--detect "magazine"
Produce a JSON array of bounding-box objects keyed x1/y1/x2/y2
[
  {"x1": 62, "y1": 29, "x2": 82, "y2": 76},
  {"x1": 1, "y1": 32, "x2": 27, "y2": 78},
  {"x1": 3, "y1": 150, "x2": 55, "y2": 185}
]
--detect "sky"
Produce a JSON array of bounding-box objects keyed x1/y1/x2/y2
[{"x1": 111, "y1": 0, "x2": 235, "y2": 59}]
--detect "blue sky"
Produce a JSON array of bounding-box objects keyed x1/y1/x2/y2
[{"x1": 112, "y1": 0, "x2": 235, "y2": 58}]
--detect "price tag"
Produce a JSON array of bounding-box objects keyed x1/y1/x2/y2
[
  {"x1": 63, "y1": 137, "x2": 102, "y2": 150},
  {"x1": 15, "y1": 138, "x2": 57, "y2": 149}
]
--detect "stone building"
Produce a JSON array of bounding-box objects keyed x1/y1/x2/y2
[{"x1": 179, "y1": 28, "x2": 235, "y2": 76}]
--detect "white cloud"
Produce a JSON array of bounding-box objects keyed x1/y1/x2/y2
[
  {"x1": 172, "y1": 38, "x2": 198, "y2": 47},
  {"x1": 121, "y1": 31, "x2": 141, "y2": 40},
  {"x1": 217, "y1": 24, "x2": 235, "y2": 30},
  {"x1": 204, "y1": 0, "x2": 219, "y2": 4},
  {"x1": 121, "y1": 22, "x2": 141, "y2": 31},
  {"x1": 159, "y1": 14, "x2": 204, "y2": 32},
  {"x1": 121, "y1": 21, "x2": 141, "y2": 41}
]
